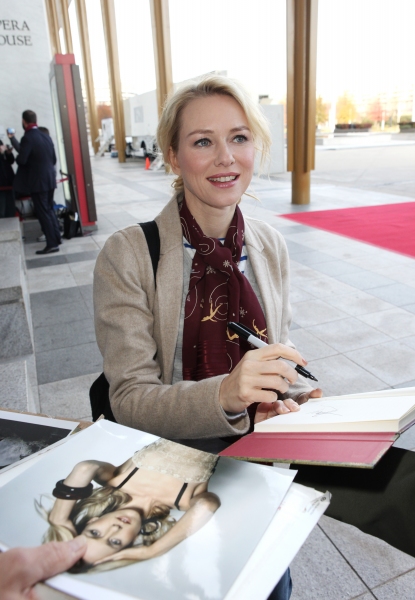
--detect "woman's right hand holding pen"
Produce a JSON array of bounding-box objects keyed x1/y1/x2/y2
[{"x1": 219, "y1": 343, "x2": 320, "y2": 415}]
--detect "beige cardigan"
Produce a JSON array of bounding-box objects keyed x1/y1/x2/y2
[{"x1": 93, "y1": 196, "x2": 312, "y2": 440}]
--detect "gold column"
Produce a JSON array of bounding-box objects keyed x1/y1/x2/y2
[
  {"x1": 59, "y1": 0, "x2": 73, "y2": 54},
  {"x1": 75, "y1": 0, "x2": 100, "y2": 154},
  {"x1": 45, "y1": 0, "x2": 61, "y2": 55},
  {"x1": 100, "y1": 0, "x2": 126, "y2": 163},
  {"x1": 150, "y1": 0, "x2": 173, "y2": 118},
  {"x1": 286, "y1": 0, "x2": 318, "y2": 205}
]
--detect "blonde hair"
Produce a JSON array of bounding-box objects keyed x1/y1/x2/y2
[
  {"x1": 36, "y1": 487, "x2": 132, "y2": 543},
  {"x1": 35, "y1": 486, "x2": 176, "y2": 571},
  {"x1": 157, "y1": 75, "x2": 272, "y2": 193}
]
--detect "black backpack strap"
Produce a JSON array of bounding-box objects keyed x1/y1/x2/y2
[
  {"x1": 139, "y1": 221, "x2": 160, "y2": 285},
  {"x1": 89, "y1": 220, "x2": 160, "y2": 422},
  {"x1": 90, "y1": 372, "x2": 111, "y2": 421}
]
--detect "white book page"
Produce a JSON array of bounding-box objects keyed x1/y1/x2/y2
[
  {"x1": 255, "y1": 396, "x2": 415, "y2": 433},
  {"x1": 307, "y1": 387, "x2": 415, "y2": 403}
]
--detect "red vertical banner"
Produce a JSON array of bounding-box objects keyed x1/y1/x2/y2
[{"x1": 55, "y1": 54, "x2": 94, "y2": 227}]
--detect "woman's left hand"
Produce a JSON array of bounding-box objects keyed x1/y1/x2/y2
[
  {"x1": 296, "y1": 387, "x2": 323, "y2": 405},
  {"x1": 254, "y1": 388, "x2": 323, "y2": 424}
]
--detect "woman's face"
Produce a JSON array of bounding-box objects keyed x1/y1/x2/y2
[
  {"x1": 81, "y1": 508, "x2": 142, "y2": 564},
  {"x1": 169, "y1": 94, "x2": 255, "y2": 217}
]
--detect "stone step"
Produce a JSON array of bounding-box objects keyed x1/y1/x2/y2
[
  {"x1": 0, "y1": 218, "x2": 38, "y2": 412},
  {"x1": 0, "y1": 218, "x2": 34, "y2": 361}
]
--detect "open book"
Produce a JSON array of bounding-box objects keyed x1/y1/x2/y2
[
  {"x1": 0, "y1": 420, "x2": 329, "y2": 600},
  {"x1": 220, "y1": 388, "x2": 415, "y2": 468},
  {"x1": 255, "y1": 387, "x2": 415, "y2": 433}
]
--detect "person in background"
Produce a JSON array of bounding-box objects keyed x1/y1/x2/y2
[
  {"x1": 8, "y1": 110, "x2": 61, "y2": 254},
  {"x1": 0, "y1": 139, "x2": 15, "y2": 218},
  {"x1": 9, "y1": 125, "x2": 56, "y2": 242},
  {"x1": 0, "y1": 536, "x2": 86, "y2": 600},
  {"x1": 8, "y1": 126, "x2": 49, "y2": 153},
  {"x1": 8, "y1": 128, "x2": 21, "y2": 153}
]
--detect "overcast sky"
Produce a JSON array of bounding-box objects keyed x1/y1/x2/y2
[{"x1": 68, "y1": 0, "x2": 415, "y2": 104}]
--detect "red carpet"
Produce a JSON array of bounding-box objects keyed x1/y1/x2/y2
[{"x1": 281, "y1": 202, "x2": 415, "y2": 258}]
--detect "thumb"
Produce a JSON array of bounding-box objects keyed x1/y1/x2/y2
[
  {"x1": 309, "y1": 388, "x2": 323, "y2": 399},
  {"x1": 23, "y1": 536, "x2": 87, "y2": 587},
  {"x1": 296, "y1": 387, "x2": 323, "y2": 405}
]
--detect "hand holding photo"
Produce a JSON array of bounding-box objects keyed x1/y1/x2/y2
[
  {"x1": 38, "y1": 438, "x2": 220, "y2": 571},
  {"x1": 0, "y1": 420, "x2": 302, "y2": 600}
]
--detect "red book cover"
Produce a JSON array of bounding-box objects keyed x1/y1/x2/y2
[{"x1": 219, "y1": 432, "x2": 398, "y2": 468}]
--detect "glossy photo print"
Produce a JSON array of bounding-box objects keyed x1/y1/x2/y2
[
  {"x1": 0, "y1": 420, "x2": 294, "y2": 600},
  {"x1": 39, "y1": 437, "x2": 221, "y2": 570},
  {"x1": 0, "y1": 411, "x2": 77, "y2": 470}
]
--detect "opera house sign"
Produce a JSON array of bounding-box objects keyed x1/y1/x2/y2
[{"x1": 0, "y1": 20, "x2": 32, "y2": 46}]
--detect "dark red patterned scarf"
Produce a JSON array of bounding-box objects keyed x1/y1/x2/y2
[{"x1": 180, "y1": 198, "x2": 268, "y2": 381}]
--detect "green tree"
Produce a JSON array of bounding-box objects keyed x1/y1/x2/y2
[{"x1": 336, "y1": 92, "x2": 357, "y2": 124}]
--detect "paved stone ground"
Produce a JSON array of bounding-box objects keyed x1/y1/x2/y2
[{"x1": 21, "y1": 142, "x2": 415, "y2": 599}]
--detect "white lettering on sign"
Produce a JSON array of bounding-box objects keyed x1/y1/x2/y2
[{"x1": 0, "y1": 20, "x2": 31, "y2": 45}]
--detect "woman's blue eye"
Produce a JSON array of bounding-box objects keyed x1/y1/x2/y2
[
  {"x1": 109, "y1": 538, "x2": 122, "y2": 547},
  {"x1": 234, "y1": 135, "x2": 248, "y2": 143},
  {"x1": 195, "y1": 138, "x2": 210, "y2": 147},
  {"x1": 88, "y1": 529, "x2": 101, "y2": 538}
]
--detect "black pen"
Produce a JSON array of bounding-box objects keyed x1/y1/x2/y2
[{"x1": 227, "y1": 321, "x2": 318, "y2": 382}]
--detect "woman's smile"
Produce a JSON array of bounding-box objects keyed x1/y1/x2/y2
[
  {"x1": 116, "y1": 515, "x2": 132, "y2": 524},
  {"x1": 207, "y1": 172, "x2": 240, "y2": 187}
]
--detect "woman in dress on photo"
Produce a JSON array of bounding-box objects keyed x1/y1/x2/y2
[{"x1": 37, "y1": 438, "x2": 220, "y2": 570}]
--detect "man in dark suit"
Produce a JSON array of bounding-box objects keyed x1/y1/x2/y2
[{"x1": 11, "y1": 110, "x2": 61, "y2": 254}]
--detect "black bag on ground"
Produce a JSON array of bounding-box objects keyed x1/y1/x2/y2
[
  {"x1": 63, "y1": 210, "x2": 81, "y2": 239},
  {"x1": 89, "y1": 221, "x2": 160, "y2": 422}
]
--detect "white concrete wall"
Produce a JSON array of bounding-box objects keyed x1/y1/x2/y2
[
  {"x1": 255, "y1": 104, "x2": 286, "y2": 175},
  {"x1": 0, "y1": 0, "x2": 63, "y2": 202}
]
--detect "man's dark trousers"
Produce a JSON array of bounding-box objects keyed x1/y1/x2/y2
[{"x1": 31, "y1": 189, "x2": 61, "y2": 248}]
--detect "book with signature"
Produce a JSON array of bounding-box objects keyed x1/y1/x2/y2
[{"x1": 220, "y1": 388, "x2": 415, "y2": 468}]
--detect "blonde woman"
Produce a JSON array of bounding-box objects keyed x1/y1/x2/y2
[
  {"x1": 92, "y1": 73, "x2": 415, "y2": 596},
  {"x1": 38, "y1": 439, "x2": 219, "y2": 570},
  {"x1": 94, "y1": 76, "x2": 319, "y2": 448},
  {"x1": 94, "y1": 75, "x2": 323, "y2": 598}
]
